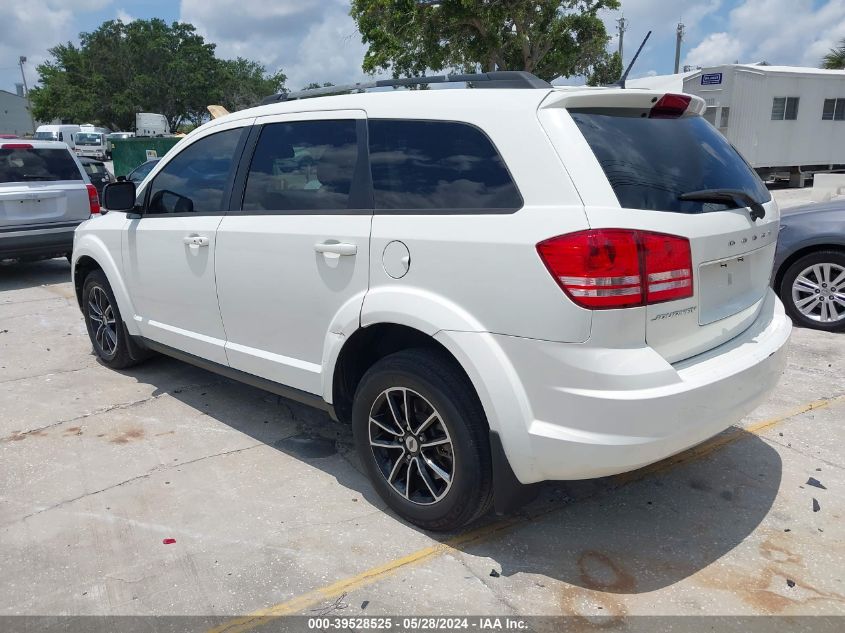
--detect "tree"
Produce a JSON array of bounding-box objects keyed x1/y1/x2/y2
[
  {"x1": 822, "y1": 39, "x2": 845, "y2": 69},
  {"x1": 216, "y1": 57, "x2": 286, "y2": 114},
  {"x1": 30, "y1": 19, "x2": 284, "y2": 131},
  {"x1": 350, "y1": 0, "x2": 620, "y2": 82},
  {"x1": 587, "y1": 50, "x2": 622, "y2": 86}
]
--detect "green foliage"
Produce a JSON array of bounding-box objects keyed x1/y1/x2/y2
[
  {"x1": 30, "y1": 19, "x2": 285, "y2": 131},
  {"x1": 822, "y1": 39, "x2": 845, "y2": 69},
  {"x1": 587, "y1": 51, "x2": 623, "y2": 86},
  {"x1": 217, "y1": 57, "x2": 286, "y2": 114},
  {"x1": 350, "y1": 0, "x2": 620, "y2": 82}
]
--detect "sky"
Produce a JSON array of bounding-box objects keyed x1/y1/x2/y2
[{"x1": 2, "y1": 0, "x2": 845, "y2": 95}]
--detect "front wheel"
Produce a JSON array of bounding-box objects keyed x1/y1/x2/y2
[
  {"x1": 352, "y1": 349, "x2": 493, "y2": 531},
  {"x1": 82, "y1": 270, "x2": 150, "y2": 368},
  {"x1": 779, "y1": 250, "x2": 845, "y2": 332}
]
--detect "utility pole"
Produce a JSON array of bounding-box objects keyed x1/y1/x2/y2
[
  {"x1": 674, "y1": 22, "x2": 685, "y2": 74},
  {"x1": 616, "y1": 16, "x2": 628, "y2": 62},
  {"x1": 18, "y1": 56, "x2": 35, "y2": 133}
]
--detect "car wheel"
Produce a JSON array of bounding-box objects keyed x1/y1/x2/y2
[
  {"x1": 352, "y1": 348, "x2": 493, "y2": 531},
  {"x1": 82, "y1": 270, "x2": 150, "y2": 368},
  {"x1": 779, "y1": 250, "x2": 845, "y2": 332}
]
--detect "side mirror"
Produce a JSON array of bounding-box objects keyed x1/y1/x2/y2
[{"x1": 102, "y1": 180, "x2": 136, "y2": 212}]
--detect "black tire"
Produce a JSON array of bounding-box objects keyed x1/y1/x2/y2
[
  {"x1": 82, "y1": 269, "x2": 151, "y2": 368},
  {"x1": 352, "y1": 348, "x2": 493, "y2": 531},
  {"x1": 779, "y1": 250, "x2": 845, "y2": 333}
]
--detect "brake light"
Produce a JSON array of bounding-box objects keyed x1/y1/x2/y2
[
  {"x1": 649, "y1": 93, "x2": 692, "y2": 119},
  {"x1": 1, "y1": 143, "x2": 33, "y2": 149},
  {"x1": 536, "y1": 229, "x2": 693, "y2": 309},
  {"x1": 86, "y1": 184, "x2": 101, "y2": 215}
]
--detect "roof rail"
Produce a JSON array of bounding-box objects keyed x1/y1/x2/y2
[{"x1": 261, "y1": 71, "x2": 552, "y2": 105}]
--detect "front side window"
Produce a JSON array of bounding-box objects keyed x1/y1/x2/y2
[
  {"x1": 146, "y1": 128, "x2": 242, "y2": 214},
  {"x1": 242, "y1": 120, "x2": 359, "y2": 212},
  {"x1": 368, "y1": 120, "x2": 522, "y2": 212}
]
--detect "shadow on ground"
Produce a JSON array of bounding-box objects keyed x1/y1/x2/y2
[
  {"x1": 123, "y1": 353, "x2": 782, "y2": 598},
  {"x1": 0, "y1": 258, "x2": 72, "y2": 292}
]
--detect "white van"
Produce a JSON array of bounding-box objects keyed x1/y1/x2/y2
[
  {"x1": 135, "y1": 113, "x2": 169, "y2": 137},
  {"x1": 74, "y1": 131, "x2": 108, "y2": 160},
  {"x1": 34, "y1": 125, "x2": 81, "y2": 150}
]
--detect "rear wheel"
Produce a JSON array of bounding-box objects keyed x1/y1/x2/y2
[
  {"x1": 82, "y1": 270, "x2": 150, "y2": 368},
  {"x1": 780, "y1": 250, "x2": 845, "y2": 332},
  {"x1": 352, "y1": 349, "x2": 493, "y2": 531}
]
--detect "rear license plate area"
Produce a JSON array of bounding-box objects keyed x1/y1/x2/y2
[{"x1": 698, "y1": 246, "x2": 772, "y2": 325}]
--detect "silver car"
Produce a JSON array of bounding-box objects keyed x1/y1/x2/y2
[{"x1": 0, "y1": 140, "x2": 99, "y2": 261}]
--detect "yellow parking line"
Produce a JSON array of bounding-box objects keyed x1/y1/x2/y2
[{"x1": 208, "y1": 393, "x2": 845, "y2": 633}]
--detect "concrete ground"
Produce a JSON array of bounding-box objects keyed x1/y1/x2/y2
[{"x1": 1, "y1": 257, "x2": 843, "y2": 627}]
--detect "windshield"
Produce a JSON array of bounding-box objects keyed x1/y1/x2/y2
[
  {"x1": 76, "y1": 133, "x2": 104, "y2": 146},
  {"x1": 34, "y1": 131, "x2": 59, "y2": 141},
  {"x1": 569, "y1": 110, "x2": 771, "y2": 214},
  {"x1": 0, "y1": 147, "x2": 82, "y2": 183}
]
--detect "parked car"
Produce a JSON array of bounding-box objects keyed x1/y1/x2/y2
[
  {"x1": 126, "y1": 158, "x2": 160, "y2": 184},
  {"x1": 78, "y1": 157, "x2": 111, "y2": 198},
  {"x1": 1, "y1": 140, "x2": 99, "y2": 261},
  {"x1": 773, "y1": 201, "x2": 845, "y2": 331},
  {"x1": 72, "y1": 72, "x2": 791, "y2": 531},
  {"x1": 34, "y1": 124, "x2": 81, "y2": 151}
]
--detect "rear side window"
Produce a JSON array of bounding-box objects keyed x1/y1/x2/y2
[
  {"x1": 368, "y1": 120, "x2": 522, "y2": 212},
  {"x1": 242, "y1": 120, "x2": 359, "y2": 212},
  {"x1": 0, "y1": 147, "x2": 82, "y2": 183},
  {"x1": 147, "y1": 128, "x2": 242, "y2": 214},
  {"x1": 570, "y1": 111, "x2": 771, "y2": 214}
]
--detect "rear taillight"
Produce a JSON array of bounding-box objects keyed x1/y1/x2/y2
[
  {"x1": 649, "y1": 93, "x2": 692, "y2": 119},
  {"x1": 537, "y1": 229, "x2": 693, "y2": 310},
  {"x1": 86, "y1": 184, "x2": 101, "y2": 215}
]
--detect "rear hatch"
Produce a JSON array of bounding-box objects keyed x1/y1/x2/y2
[
  {"x1": 0, "y1": 144, "x2": 91, "y2": 228},
  {"x1": 539, "y1": 90, "x2": 779, "y2": 363}
]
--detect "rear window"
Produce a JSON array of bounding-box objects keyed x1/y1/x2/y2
[
  {"x1": 83, "y1": 162, "x2": 106, "y2": 176},
  {"x1": 570, "y1": 111, "x2": 771, "y2": 213},
  {"x1": 0, "y1": 147, "x2": 82, "y2": 183},
  {"x1": 76, "y1": 133, "x2": 103, "y2": 145}
]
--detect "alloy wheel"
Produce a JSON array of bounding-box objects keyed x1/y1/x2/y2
[
  {"x1": 791, "y1": 263, "x2": 845, "y2": 324},
  {"x1": 88, "y1": 286, "x2": 118, "y2": 355},
  {"x1": 368, "y1": 387, "x2": 455, "y2": 506}
]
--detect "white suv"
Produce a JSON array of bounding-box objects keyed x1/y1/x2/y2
[{"x1": 72, "y1": 72, "x2": 791, "y2": 531}]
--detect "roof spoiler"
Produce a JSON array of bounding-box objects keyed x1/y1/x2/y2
[{"x1": 261, "y1": 71, "x2": 553, "y2": 104}]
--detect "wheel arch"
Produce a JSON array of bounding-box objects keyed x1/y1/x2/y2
[{"x1": 72, "y1": 235, "x2": 139, "y2": 336}]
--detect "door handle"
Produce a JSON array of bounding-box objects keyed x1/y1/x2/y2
[
  {"x1": 314, "y1": 241, "x2": 357, "y2": 256},
  {"x1": 183, "y1": 235, "x2": 210, "y2": 248}
]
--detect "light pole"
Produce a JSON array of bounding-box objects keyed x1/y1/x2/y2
[{"x1": 18, "y1": 56, "x2": 36, "y2": 134}]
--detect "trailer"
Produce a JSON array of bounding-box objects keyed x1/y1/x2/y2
[{"x1": 681, "y1": 64, "x2": 845, "y2": 187}]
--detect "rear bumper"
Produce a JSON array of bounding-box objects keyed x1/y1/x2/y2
[
  {"x1": 0, "y1": 225, "x2": 79, "y2": 258},
  {"x1": 441, "y1": 290, "x2": 791, "y2": 484}
]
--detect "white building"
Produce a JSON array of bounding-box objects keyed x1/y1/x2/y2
[
  {"x1": 0, "y1": 89, "x2": 34, "y2": 136},
  {"x1": 681, "y1": 64, "x2": 845, "y2": 186}
]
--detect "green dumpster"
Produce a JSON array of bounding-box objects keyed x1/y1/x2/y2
[{"x1": 112, "y1": 137, "x2": 182, "y2": 177}]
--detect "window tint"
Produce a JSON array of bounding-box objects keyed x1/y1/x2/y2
[
  {"x1": 0, "y1": 147, "x2": 82, "y2": 183},
  {"x1": 243, "y1": 120, "x2": 359, "y2": 212},
  {"x1": 147, "y1": 129, "x2": 241, "y2": 214},
  {"x1": 368, "y1": 120, "x2": 522, "y2": 212},
  {"x1": 82, "y1": 162, "x2": 106, "y2": 176},
  {"x1": 570, "y1": 110, "x2": 771, "y2": 214}
]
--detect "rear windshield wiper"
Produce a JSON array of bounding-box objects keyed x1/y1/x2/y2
[
  {"x1": 20, "y1": 174, "x2": 53, "y2": 180},
  {"x1": 679, "y1": 189, "x2": 766, "y2": 221}
]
